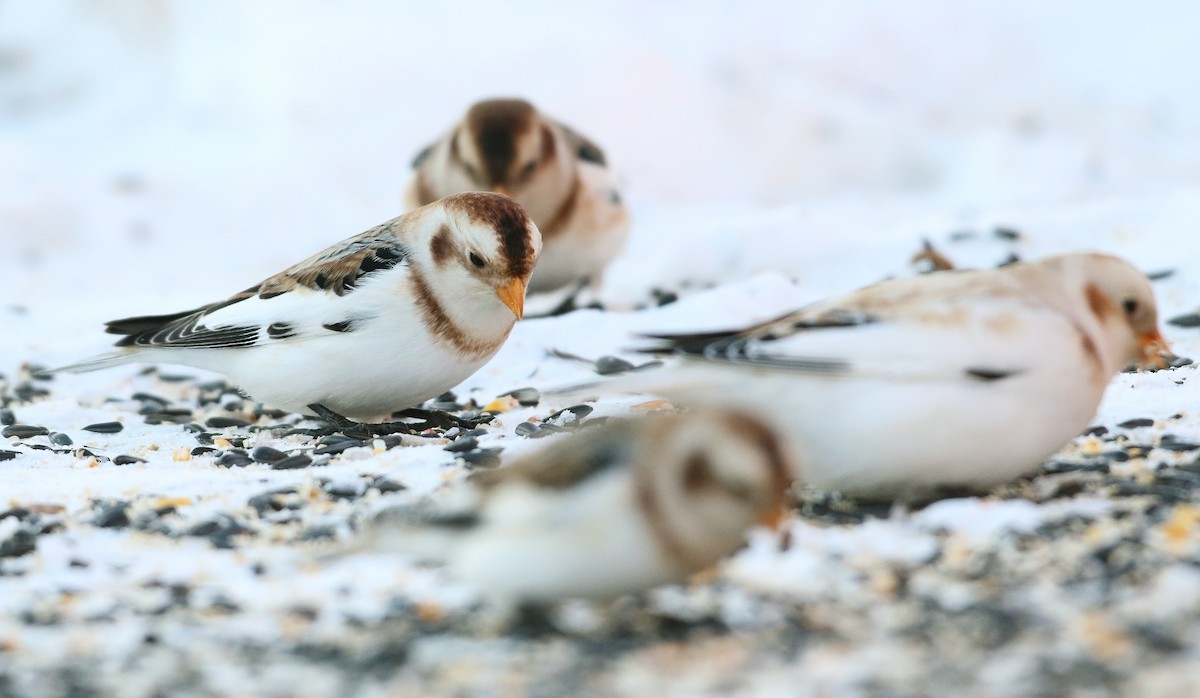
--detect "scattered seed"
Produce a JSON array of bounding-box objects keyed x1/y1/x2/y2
[
  {"x1": 271, "y1": 454, "x2": 313, "y2": 470},
  {"x1": 1118, "y1": 418, "x2": 1155, "y2": 429},
  {"x1": 1147, "y1": 269, "x2": 1175, "y2": 281},
  {"x1": 92, "y1": 501, "x2": 131, "y2": 528},
  {"x1": 0, "y1": 450, "x2": 18, "y2": 461},
  {"x1": 216, "y1": 453, "x2": 254, "y2": 468},
  {"x1": 992, "y1": 226, "x2": 1021, "y2": 240},
  {"x1": 324, "y1": 482, "x2": 363, "y2": 499},
  {"x1": 3, "y1": 425, "x2": 48, "y2": 439},
  {"x1": 515, "y1": 422, "x2": 541, "y2": 437},
  {"x1": 113, "y1": 455, "x2": 147, "y2": 465},
  {"x1": 0, "y1": 408, "x2": 14, "y2": 426},
  {"x1": 132, "y1": 392, "x2": 170, "y2": 407},
  {"x1": 1083, "y1": 426, "x2": 1108, "y2": 437},
  {"x1": 370, "y1": 476, "x2": 406, "y2": 493},
  {"x1": 191, "y1": 447, "x2": 218, "y2": 457},
  {"x1": 83, "y1": 422, "x2": 124, "y2": 434},
  {"x1": 48, "y1": 432, "x2": 73, "y2": 446},
  {"x1": 1168, "y1": 312, "x2": 1200, "y2": 328},
  {"x1": 546, "y1": 405, "x2": 593, "y2": 425},
  {"x1": 458, "y1": 449, "x2": 502, "y2": 469}
]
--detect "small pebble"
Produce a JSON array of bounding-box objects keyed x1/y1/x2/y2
[
  {"x1": 992, "y1": 226, "x2": 1022, "y2": 240},
  {"x1": 314, "y1": 440, "x2": 365, "y2": 456},
  {"x1": 113, "y1": 455, "x2": 147, "y2": 465},
  {"x1": 271, "y1": 454, "x2": 313, "y2": 470},
  {"x1": 92, "y1": 501, "x2": 131, "y2": 528},
  {"x1": 370, "y1": 476, "x2": 406, "y2": 493},
  {"x1": 191, "y1": 447, "x2": 218, "y2": 457},
  {"x1": 1118, "y1": 418, "x2": 1155, "y2": 429},
  {"x1": 206, "y1": 416, "x2": 252, "y2": 429},
  {"x1": 49, "y1": 432, "x2": 73, "y2": 446},
  {"x1": 0, "y1": 450, "x2": 18, "y2": 461},
  {"x1": 131, "y1": 392, "x2": 169, "y2": 407},
  {"x1": 458, "y1": 448, "x2": 502, "y2": 469},
  {"x1": 251, "y1": 446, "x2": 288, "y2": 463},
  {"x1": 1146, "y1": 269, "x2": 1175, "y2": 281},
  {"x1": 547, "y1": 405, "x2": 594, "y2": 425},
  {"x1": 3, "y1": 425, "x2": 49, "y2": 439},
  {"x1": 0, "y1": 408, "x2": 15, "y2": 426},
  {"x1": 515, "y1": 422, "x2": 541, "y2": 437},
  {"x1": 83, "y1": 422, "x2": 124, "y2": 434}
]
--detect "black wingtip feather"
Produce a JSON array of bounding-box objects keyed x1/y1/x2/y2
[{"x1": 105, "y1": 308, "x2": 206, "y2": 336}]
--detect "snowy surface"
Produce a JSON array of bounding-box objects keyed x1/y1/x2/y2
[{"x1": 4, "y1": 2, "x2": 1200, "y2": 696}]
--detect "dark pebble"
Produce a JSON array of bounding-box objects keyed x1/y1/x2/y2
[
  {"x1": 324, "y1": 482, "x2": 363, "y2": 499},
  {"x1": 247, "y1": 488, "x2": 299, "y2": 513},
  {"x1": 1117, "y1": 418, "x2": 1155, "y2": 429},
  {"x1": 1043, "y1": 460, "x2": 1110, "y2": 474},
  {"x1": 48, "y1": 432, "x2": 73, "y2": 446},
  {"x1": 295, "y1": 526, "x2": 337, "y2": 542},
  {"x1": 1108, "y1": 482, "x2": 1194, "y2": 503},
  {"x1": 251, "y1": 446, "x2": 288, "y2": 463},
  {"x1": 93, "y1": 501, "x2": 131, "y2": 528},
  {"x1": 1168, "y1": 312, "x2": 1200, "y2": 328},
  {"x1": 271, "y1": 454, "x2": 313, "y2": 470},
  {"x1": 370, "y1": 477, "x2": 406, "y2": 493},
  {"x1": 1146, "y1": 269, "x2": 1175, "y2": 281},
  {"x1": 0, "y1": 408, "x2": 14, "y2": 426},
  {"x1": 515, "y1": 422, "x2": 541, "y2": 437},
  {"x1": 1083, "y1": 426, "x2": 1108, "y2": 437},
  {"x1": 0, "y1": 526, "x2": 37, "y2": 558},
  {"x1": 1158, "y1": 438, "x2": 1200, "y2": 452},
  {"x1": 191, "y1": 447, "x2": 218, "y2": 457},
  {"x1": 499, "y1": 387, "x2": 541, "y2": 406},
  {"x1": 216, "y1": 453, "x2": 254, "y2": 468},
  {"x1": 206, "y1": 416, "x2": 252, "y2": 429},
  {"x1": 992, "y1": 226, "x2": 1021, "y2": 240},
  {"x1": 194, "y1": 432, "x2": 215, "y2": 445},
  {"x1": 0, "y1": 450, "x2": 18, "y2": 461},
  {"x1": 595, "y1": 356, "x2": 636, "y2": 375},
  {"x1": 458, "y1": 448, "x2": 502, "y2": 469},
  {"x1": 83, "y1": 421, "x2": 124, "y2": 434},
  {"x1": 132, "y1": 392, "x2": 170, "y2": 407},
  {"x1": 2, "y1": 425, "x2": 48, "y2": 439},
  {"x1": 182, "y1": 423, "x2": 206, "y2": 434},
  {"x1": 256, "y1": 407, "x2": 291, "y2": 419},
  {"x1": 156, "y1": 374, "x2": 193, "y2": 383},
  {"x1": 547, "y1": 404, "x2": 593, "y2": 425},
  {"x1": 651, "y1": 289, "x2": 679, "y2": 307},
  {"x1": 13, "y1": 383, "x2": 49, "y2": 402},
  {"x1": 143, "y1": 413, "x2": 194, "y2": 425},
  {"x1": 113, "y1": 455, "x2": 147, "y2": 465},
  {"x1": 444, "y1": 436, "x2": 479, "y2": 453}
]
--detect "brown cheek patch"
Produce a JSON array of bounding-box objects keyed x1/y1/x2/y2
[
  {"x1": 724, "y1": 412, "x2": 793, "y2": 499},
  {"x1": 429, "y1": 225, "x2": 454, "y2": 266},
  {"x1": 1085, "y1": 283, "x2": 1114, "y2": 322},
  {"x1": 633, "y1": 462, "x2": 693, "y2": 571},
  {"x1": 539, "y1": 123, "x2": 556, "y2": 163},
  {"x1": 1073, "y1": 321, "x2": 1106, "y2": 386},
  {"x1": 681, "y1": 454, "x2": 714, "y2": 493},
  {"x1": 409, "y1": 264, "x2": 510, "y2": 361}
]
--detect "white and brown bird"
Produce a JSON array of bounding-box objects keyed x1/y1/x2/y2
[
  {"x1": 623, "y1": 252, "x2": 1171, "y2": 500},
  {"x1": 359, "y1": 410, "x2": 792, "y2": 602},
  {"x1": 54, "y1": 193, "x2": 541, "y2": 424},
  {"x1": 404, "y1": 98, "x2": 630, "y2": 294}
]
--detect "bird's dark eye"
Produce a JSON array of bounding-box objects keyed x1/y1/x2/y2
[
  {"x1": 469, "y1": 252, "x2": 486, "y2": 268},
  {"x1": 1123, "y1": 298, "x2": 1139, "y2": 315}
]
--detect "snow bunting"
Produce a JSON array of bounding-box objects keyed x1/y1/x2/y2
[
  {"x1": 360, "y1": 410, "x2": 791, "y2": 602},
  {"x1": 404, "y1": 98, "x2": 630, "y2": 294},
  {"x1": 54, "y1": 193, "x2": 542, "y2": 422},
  {"x1": 627, "y1": 252, "x2": 1170, "y2": 500}
]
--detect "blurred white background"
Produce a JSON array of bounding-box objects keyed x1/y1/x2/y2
[{"x1": 1, "y1": 0, "x2": 1197, "y2": 316}]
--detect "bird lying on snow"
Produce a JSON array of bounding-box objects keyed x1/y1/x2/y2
[
  {"x1": 405, "y1": 98, "x2": 629, "y2": 295},
  {"x1": 51, "y1": 193, "x2": 541, "y2": 428},
  {"x1": 352, "y1": 409, "x2": 792, "y2": 603},
  {"x1": 588, "y1": 252, "x2": 1171, "y2": 501}
]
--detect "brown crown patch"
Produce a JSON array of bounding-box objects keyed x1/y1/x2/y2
[
  {"x1": 444, "y1": 192, "x2": 535, "y2": 279},
  {"x1": 465, "y1": 99, "x2": 538, "y2": 185}
]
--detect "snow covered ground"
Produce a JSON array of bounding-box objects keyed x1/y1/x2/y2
[{"x1": 3, "y1": 2, "x2": 1200, "y2": 696}]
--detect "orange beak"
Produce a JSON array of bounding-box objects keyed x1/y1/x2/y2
[
  {"x1": 1138, "y1": 329, "x2": 1171, "y2": 369},
  {"x1": 496, "y1": 278, "x2": 526, "y2": 319}
]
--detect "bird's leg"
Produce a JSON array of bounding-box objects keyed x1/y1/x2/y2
[{"x1": 307, "y1": 403, "x2": 416, "y2": 439}]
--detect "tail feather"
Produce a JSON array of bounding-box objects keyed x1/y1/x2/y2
[{"x1": 44, "y1": 351, "x2": 139, "y2": 375}]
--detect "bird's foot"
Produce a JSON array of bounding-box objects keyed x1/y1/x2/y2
[
  {"x1": 390, "y1": 407, "x2": 494, "y2": 432},
  {"x1": 306, "y1": 404, "x2": 418, "y2": 439}
]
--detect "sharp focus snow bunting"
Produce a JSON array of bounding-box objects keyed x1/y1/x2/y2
[
  {"x1": 632, "y1": 252, "x2": 1170, "y2": 500},
  {"x1": 404, "y1": 98, "x2": 629, "y2": 294},
  {"x1": 55, "y1": 193, "x2": 542, "y2": 421},
  {"x1": 359, "y1": 409, "x2": 792, "y2": 602}
]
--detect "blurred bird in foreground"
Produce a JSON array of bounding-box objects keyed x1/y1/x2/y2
[
  {"x1": 405, "y1": 98, "x2": 630, "y2": 295},
  {"x1": 354, "y1": 409, "x2": 792, "y2": 603}
]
